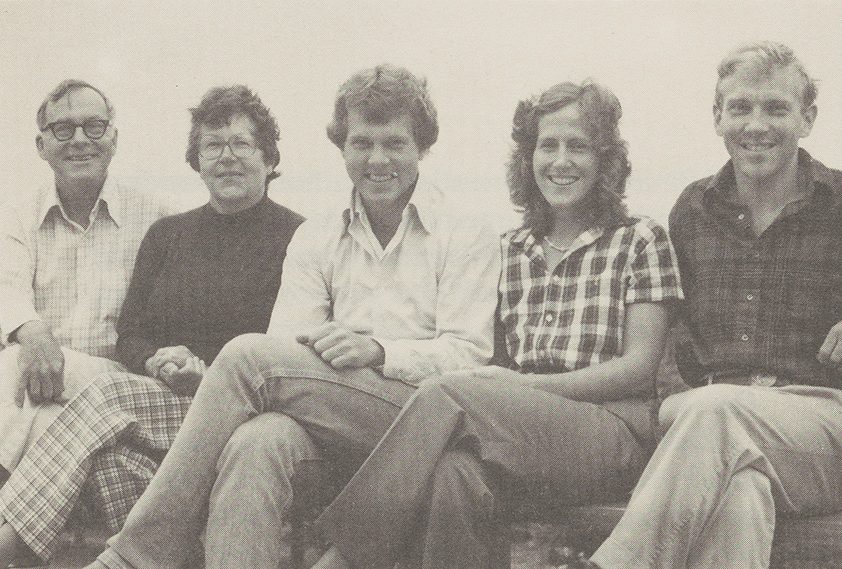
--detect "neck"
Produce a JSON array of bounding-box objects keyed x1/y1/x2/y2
[
  {"x1": 361, "y1": 190, "x2": 413, "y2": 248},
  {"x1": 734, "y1": 155, "x2": 803, "y2": 208},
  {"x1": 546, "y1": 203, "x2": 590, "y2": 245},
  {"x1": 56, "y1": 177, "x2": 105, "y2": 227},
  {"x1": 210, "y1": 191, "x2": 265, "y2": 215}
]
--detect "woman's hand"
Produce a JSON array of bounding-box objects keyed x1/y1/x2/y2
[
  {"x1": 158, "y1": 355, "x2": 206, "y2": 396},
  {"x1": 144, "y1": 345, "x2": 196, "y2": 378}
]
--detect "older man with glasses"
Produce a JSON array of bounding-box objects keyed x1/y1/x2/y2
[{"x1": 0, "y1": 80, "x2": 173, "y2": 487}]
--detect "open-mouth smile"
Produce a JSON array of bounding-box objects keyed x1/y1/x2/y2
[{"x1": 547, "y1": 175, "x2": 580, "y2": 186}]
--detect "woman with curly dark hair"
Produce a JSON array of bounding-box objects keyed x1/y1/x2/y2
[{"x1": 309, "y1": 79, "x2": 685, "y2": 569}]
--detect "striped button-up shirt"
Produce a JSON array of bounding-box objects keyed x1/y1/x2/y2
[
  {"x1": 267, "y1": 178, "x2": 500, "y2": 385},
  {"x1": 0, "y1": 176, "x2": 173, "y2": 359},
  {"x1": 499, "y1": 217, "x2": 683, "y2": 373}
]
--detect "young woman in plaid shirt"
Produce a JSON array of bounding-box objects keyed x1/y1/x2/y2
[{"x1": 312, "y1": 80, "x2": 684, "y2": 569}]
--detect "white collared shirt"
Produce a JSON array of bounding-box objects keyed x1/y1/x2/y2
[
  {"x1": 268, "y1": 178, "x2": 499, "y2": 384},
  {"x1": 0, "y1": 176, "x2": 174, "y2": 358}
]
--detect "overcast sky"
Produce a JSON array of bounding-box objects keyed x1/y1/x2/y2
[{"x1": 2, "y1": 0, "x2": 840, "y2": 229}]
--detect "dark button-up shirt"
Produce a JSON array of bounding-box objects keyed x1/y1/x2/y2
[{"x1": 669, "y1": 149, "x2": 842, "y2": 388}]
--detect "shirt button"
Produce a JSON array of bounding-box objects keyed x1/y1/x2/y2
[
  {"x1": 737, "y1": 213, "x2": 746, "y2": 221},
  {"x1": 740, "y1": 334, "x2": 749, "y2": 342},
  {"x1": 746, "y1": 294, "x2": 754, "y2": 301},
  {"x1": 544, "y1": 313, "x2": 554, "y2": 323}
]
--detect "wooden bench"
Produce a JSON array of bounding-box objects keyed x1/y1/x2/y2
[{"x1": 490, "y1": 503, "x2": 842, "y2": 569}]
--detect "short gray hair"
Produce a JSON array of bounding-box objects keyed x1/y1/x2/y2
[{"x1": 36, "y1": 79, "x2": 115, "y2": 130}]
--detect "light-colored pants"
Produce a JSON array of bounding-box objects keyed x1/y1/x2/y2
[
  {"x1": 97, "y1": 333, "x2": 416, "y2": 569},
  {"x1": 315, "y1": 373, "x2": 649, "y2": 569},
  {"x1": 0, "y1": 345, "x2": 123, "y2": 471},
  {"x1": 591, "y1": 384, "x2": 842, "y2": 569}
]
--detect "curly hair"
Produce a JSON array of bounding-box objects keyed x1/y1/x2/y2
[
  {"x1": 326, "y1": 64, "x2": 438, "y2": 154},
  {"x1": 507, "y1": 80, "x2": 631, "y2": 237},
  {"x1": 186, "y1": 85, "x2": 281, "y2": 187}
]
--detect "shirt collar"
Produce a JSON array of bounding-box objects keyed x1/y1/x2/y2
[
  {"x1": 703, "y1": 148, "x2": 825, "y2": 206},
  {"x1": 342, "y1": 175, "x2": 435, "y2": 235},
  {"x1": 39, "y1": 174, "x2": 121, "y2": 228},
  {"x1": 510, "y1": 224, "x2": 606, "y2": 265}
]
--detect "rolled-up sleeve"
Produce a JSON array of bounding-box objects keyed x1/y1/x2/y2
[
  {"x1": 379, "y1": 221, "x2": 500, "y2": 384},
  {"x1": 625, "y1": 219, "x2": 684, "y2": 304},
  {"x1": 0, "y1": 204, "x2": 40, "y2": 343}
]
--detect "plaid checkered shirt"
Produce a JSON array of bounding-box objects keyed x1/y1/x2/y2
[
  {"x1": 669, "y1": 149, "x2": 842, "y2": 388},
  {"x1": 499, "y1": 216, "x2": 683, "y2": 373},
  {"x1": 0, "y1": 176, "x2": 173, "y2": 356}
]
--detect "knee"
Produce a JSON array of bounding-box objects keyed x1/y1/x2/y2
[
  {"x1": 214, "y1": 333, "x2": 321, "y2": 376},
  {"x1": 217, "y1": 412, "x2": 319, "y2": 480},
  {"x1": 671, "y1": 385, "x2": 747, "y2": 422},
  {"x1": 418, "y1": 373, "x2": 475, "y2": 403},
  {"x1": 215, "y1": 333, "x2": 275, "y2": 366}
]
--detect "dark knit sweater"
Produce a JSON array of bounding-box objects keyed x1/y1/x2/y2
[{"x1": 115, "y1": 196, "x2": 304, "y2": 374}]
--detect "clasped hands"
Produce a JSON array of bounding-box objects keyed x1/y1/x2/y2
[
  {"x1": 296, "y1": 322, "x2": 385, "y2": 370},
  {"x1": 145, "y1": 345, "x2": 206, "y2": 396}
]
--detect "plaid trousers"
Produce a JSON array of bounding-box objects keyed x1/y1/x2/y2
[{"x1": 0, "y1": 372, "x2": 190, "y2": 561}]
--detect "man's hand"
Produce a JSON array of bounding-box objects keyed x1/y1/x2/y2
[
  {"x1": 297, "y1": 323, "x2": 385, "y2": 369},
  {"x1": 818, "y1": 321, "x2": 842, "y2": 369},
  {"x1": 158, "y1": 356, "x2": 206, "y2": 396},
  {"x1": 14, "y1": 321, "x2": 65, "y2": 407},
  {"x1": 144, "y1": 345, "x2": 196, "y2": 379}
]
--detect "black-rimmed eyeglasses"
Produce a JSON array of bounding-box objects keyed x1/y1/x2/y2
[
  {"x1": 41, "y1": 120, "x2": 110, "y2": 141},
  {"x1": 199, "y1": 135, "x2": 258, "y2": 160}
]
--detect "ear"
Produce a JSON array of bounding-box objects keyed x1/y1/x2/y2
[
  {"x1": 36, "y1": 134, "x2": 46, "y2": 160},
  {"x1": 799, "y1": 105, "x2": 817, "y2": 137},
  {"x1": 713, "y1": 105, "x2": 724, "y2": 137},
  {"x1": 111, "y1": 128, "x2": 119, "y2": 152}
]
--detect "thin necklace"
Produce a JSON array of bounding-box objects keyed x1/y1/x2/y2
[{"x1": 543, "y1": 235, "x2": 568, "y2": 253}]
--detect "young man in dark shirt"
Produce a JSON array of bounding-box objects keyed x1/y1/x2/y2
[{"x1": 584, "y1": 42, "x2": 842, "y2": 569}]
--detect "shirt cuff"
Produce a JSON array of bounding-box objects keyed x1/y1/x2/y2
[
  {"x1": 2, "y1": 311, "x2": 42, "y2": 344},
  {"x1": 377, "y1": 338, "x2": 436, "y2": 386}
]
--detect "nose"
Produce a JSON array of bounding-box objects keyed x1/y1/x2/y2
[
  {"x1": 218, "y1": 143, "x2": 237, "y2": 161},
  {"x1": 69, "y1": 125, "x2": 90, "y2": 144},
  {"x1": 367, "y1": 144, "x2": 389, "y2": 165},
  {"x1": 551, "y1": 149, "x2": 574, "y2": 168},
  {"x1": 744, "y1": 109, "x2": 769, "y2": 132}
]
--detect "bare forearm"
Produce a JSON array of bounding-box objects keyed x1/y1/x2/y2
[
  {"x1": 530, "y1": 303, "x2": 671, "y2": 402},
  {"x1": 527, "y1": 354, "x2": 661, "y2": 402}
]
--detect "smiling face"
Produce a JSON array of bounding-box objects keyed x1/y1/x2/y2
[
  {"x1": 37, "y1": 87, "x2": 117, "y2": 191},
  {"x1": 198, "y1": 113, "x2": 273, "y2": 214},
  {"x1": 532, "y1": 104, "x2": 598, "y2": 213},
  {"x1": 715, "y1": 64, "x2": 816, "y2": 184},
  {"x1": 342, "y1": 110, "x2": 421, "y2": 211}
]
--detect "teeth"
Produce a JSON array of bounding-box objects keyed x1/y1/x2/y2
[
  {"x1": 67, "y1": 155, "x2": 95, "y2": 161},
  {"x1": 742, "y1": 143, "x2": 774, "y2": 151},
  {"x1": 548, "y1": 176, "x2": 579, "y2": 186},
  {"x1": 366, "y1": 174, "x2": 392, "y2": 182}
]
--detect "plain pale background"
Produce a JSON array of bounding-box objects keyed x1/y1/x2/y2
[{"x1": 2, "y1": 0, "x2": 841, "y2": 230}]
